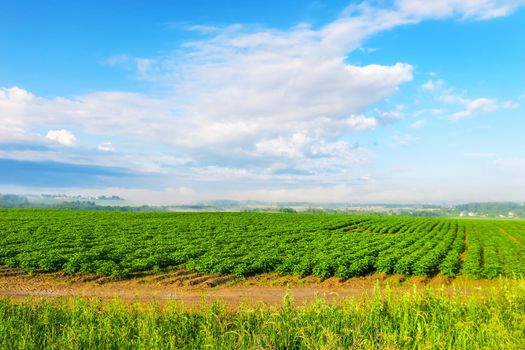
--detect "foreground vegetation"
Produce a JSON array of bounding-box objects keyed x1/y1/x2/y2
[
  {"x1": 1, "y1": 281, "x2": 524, "y2": 349},
  {"x1": 1, "y1": 209, "x2": 525, "y2": 279}
]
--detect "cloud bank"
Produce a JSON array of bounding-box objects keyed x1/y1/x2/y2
[{"x1": 1, "y1": 0, "x2": 525, "y2": 202}]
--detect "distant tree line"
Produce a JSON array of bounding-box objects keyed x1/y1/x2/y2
[
  {"x1": 0, "y1": 194, "x2": 30, "y2": 208},
  {"x1": 1, "y1": 193, "x2": 523, "y2": 217},
  {"x1": 0, "y1": 195, "x2": 164, "y2": 212}
]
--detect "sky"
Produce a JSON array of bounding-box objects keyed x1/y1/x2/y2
[{"x1": 1, "y1": 0, "x2": 525, "y2": 205}]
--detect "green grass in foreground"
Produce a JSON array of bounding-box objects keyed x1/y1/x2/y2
[{"x1": 1, "y1": 281, "x2": 524, "y2": 349}]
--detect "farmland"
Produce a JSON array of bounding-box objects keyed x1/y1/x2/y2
[
  {"x1": 1, "y1": 209, "x2": 524, "y2": 280},
  {"x1": 2, "y1": 209, "x2": 525, "y2": 349}
]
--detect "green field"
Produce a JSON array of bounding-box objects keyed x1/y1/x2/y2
[{"x1": 1, "y1": 209, "x2": 525, "y2": 279}]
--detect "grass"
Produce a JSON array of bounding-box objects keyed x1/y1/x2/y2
[{"x1": 1, "y1": 280, "x2": 524, "y2": 349}]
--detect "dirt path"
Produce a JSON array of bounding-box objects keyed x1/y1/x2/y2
[
  {"x1": 0, "y1": 285, "x2": 368, "y2": 308},
  {"x1": 0, "y1": 268, "x2": 507, "y2": 308},
  {"x1": 0, "y1": 268, "x2": 379, "y2": 307}
]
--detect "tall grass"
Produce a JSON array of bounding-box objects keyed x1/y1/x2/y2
[{"x1": 1, "y1": 282, "x2": 524, "y2": 349}]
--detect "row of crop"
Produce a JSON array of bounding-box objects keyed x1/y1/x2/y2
[
  {"x1": 462, "y1": 222, "x2": 485, "y2": 278},
  {"x1": 439, "y1": 223, "x2": 466, "y2": 277},
  {"x1": 391, "y1": 221, "x2": 449, "y2": 275},
  {"x1": 374, "y1": 220, "x2": 441, "y2": 274},
  {"x1": 487, "y1": 222, "x2": 525, "y2": 277},
  {"x1": 411, "y1": 221, "x2": 460, "y2": 276},
  {"x1": 461, "y1": 220, "x2": 525, "y2": 279}
]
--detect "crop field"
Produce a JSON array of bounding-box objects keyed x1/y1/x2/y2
[
  {"x1": 1, "y1": 209, "x2": 525, "y2": 280},
  {"x1": 2, "y1": 209, "x2": 525, "y2": 349}
]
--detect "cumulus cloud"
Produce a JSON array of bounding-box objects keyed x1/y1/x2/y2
[
  {"x1": 46, "y1": 129, "x2": 77, "y2": 146},
  {"x1": 2, "y1": 0, "x2": 525, "y2": 196},
  {"x1": 0, "y1": 5, "x2": 418, "y2": 180},
  {"x1": 3, "y1": 87, "x2": 172, "y2": 136}
]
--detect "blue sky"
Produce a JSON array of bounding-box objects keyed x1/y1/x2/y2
[{"x1": 1, "y1": 0, "x2": 525, "y2": 204}]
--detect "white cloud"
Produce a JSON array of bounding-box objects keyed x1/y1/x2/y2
[
  {"x1": 0, "y1": 125, "x2": 28, "y2": 142},
  {"x1": 453, "y1": 98, "x2": 498, "y2": 119},
  {"x1": 439, "y1": 92, "x2": 502, "y2": 120},
  {"x1": 0, "y1": 5, "x2": 417, "y2": 179},
  {"x1": 421, "y1": 79, "x2": 444, "y2": 91},
  {"x1": 343, "y1": 114, "x2": 379, "y2": 130},
  {"x1": 358, "y1": 47, "x2": 379, "y2": 53},
  {"x1": 46, "y1": 129, "x2": 77, "y2": 146},
  {"x1": 105, "y1": 55, "x2": 156, "y2": 79},
  {"x1": 2, "y1": 1, "x2": 525, "y2": 198},
  {"x1": 97, "y1": 142, "x2": 115, "y2": 152},
  {"x1": 255, "y1": 133, "x2": 308, "y2": 159},
  {"x1": 378, "y1": 105, "x2": 405, "y2": 122},
  {"x1": 0, "y1": 87, "x2": 36, "y2": 142},
  {"x1": 396, "y1": 0, "x2": 525, "y2": 20},
  {"x1": 449, "y1": 97, "x2": 498, "y2": 120},
  {"x1": 251, "y1": 133, "x2": 371, "y2": 180},
  {"x1": 410, "y1": 119, "x2": 426, "y2": 129},
  {"x1": 0, "y1": 87, "x2": 173, "y2": 142}
]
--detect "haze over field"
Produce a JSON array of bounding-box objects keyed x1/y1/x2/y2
[{"x1": 1, "y1": 0, "x2": 525, "y2": 205}]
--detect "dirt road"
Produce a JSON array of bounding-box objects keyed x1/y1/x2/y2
[{"x1": 0, "y1": 267, "x2": 500, "y2": 308}]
